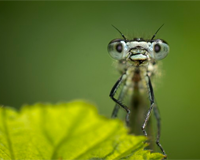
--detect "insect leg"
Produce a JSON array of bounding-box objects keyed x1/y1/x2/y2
[
  {"x1": 111, "y1": 82, "x2": 128, "y2": 118},
  {"x1": 153, "y1": 104, "x2": 167, "y2": 156},
  {"x1": 110, "y1": 74, "x2": 130, "y2": 125},
  {"x1": 111, "y1": 104, "x2": 120, "y2": 118},
  {"x1": 142, "y1": 75, "x2": 166, "y2": 156},
  {"x1": 142, "y1": 75, "x2": 154, "y2": 137}
]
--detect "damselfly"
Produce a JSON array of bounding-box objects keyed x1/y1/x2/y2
[{"x1": 107, "y1": 25, "x2": 169, "y2": 157}]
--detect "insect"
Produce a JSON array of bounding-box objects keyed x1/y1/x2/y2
[{"x1": 107, "y1": 24, "x2": 169, "y2": 157}]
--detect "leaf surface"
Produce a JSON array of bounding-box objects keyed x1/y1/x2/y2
[{"x1": 0, "y1": 100, "x2": 164, "y2": 159}]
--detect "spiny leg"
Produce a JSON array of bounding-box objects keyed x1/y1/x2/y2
[
  {"x1": 142, "y1": 75, "x2": 166, "y2": 157},
  {"x1": 111, "y1": 82, "x2": 128, "y2": 118},
  {"x1": 111, "y1": 104, "x2": 120, "y2": 118},
  {"x1": 110, "y1": 74, "x2": 130, "y2": 125},
  {"x1": 141, "y1": 75, "x2": 154, "y2": 136},
  {"x1": 153, "y1": 104, "x2": 167, "y2": 156}
]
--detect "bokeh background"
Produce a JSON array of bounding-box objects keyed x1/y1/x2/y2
[{"x1": 0, "y1": 1, "x2": 200, "y2": 159}]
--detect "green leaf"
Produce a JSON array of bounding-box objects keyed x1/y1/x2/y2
[{"x1": 0, "y1": 100, "x2": 164, "y2": 160}]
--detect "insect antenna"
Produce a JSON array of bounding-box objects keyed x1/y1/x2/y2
[
  {"x1": 112, "y1": 25, "x2": 127, "y2": 41},
  {"x1": 151, "y1": 24, "x2": 164, "y2": 40}
]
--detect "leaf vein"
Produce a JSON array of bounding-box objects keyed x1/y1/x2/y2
[
  {"x1": 74, "y1": 123, "x2": 120, "y2": 160},
  {"x1": 51, "y1": 107, "x2": 87, "y2": 159},
  {"x1": 2, "y1": 108, "x2": 15, "y2": 160}
]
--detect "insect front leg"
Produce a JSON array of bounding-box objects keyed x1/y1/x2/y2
[
  {"x1": 111, "y1": 104, "x2": 120, "y2": 118},
  {"x1": 142, "y1": 75, "x2": 154, "y2": 136},
  {"x1": 153, "y1": 104, "x2": 167, "y2": 156},
  {"x1": 109, "y1": 74, "x2": 130, "y2": 125},
  {"x1": 142, "y1": 75, "x2": 166, "y2": 157},
  {"x1": 111, "y1": 80, "x2": 128, "y2": 118}
]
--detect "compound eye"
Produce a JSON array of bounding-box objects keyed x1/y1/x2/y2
[
  {"x1": 116, "y1": 43, "x2": 123, "y2": 53},
  {"x1": 154, "y1": 44, "x2": 161, "y2": 53},
  {"x1": 107, "y1": 39, "x2": 126, "y2": 60},
  {"x1": 151, "y1": 40, "x2": 169, "y2": 60}
]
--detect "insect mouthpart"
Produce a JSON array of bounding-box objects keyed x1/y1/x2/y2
[{"x1": 129, "y1": 48, "x2": 148, "y2": 61}]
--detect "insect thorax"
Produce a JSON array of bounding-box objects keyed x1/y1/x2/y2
[{"x1": 117, "y1": 59, "x2": 158, "y2": 94}]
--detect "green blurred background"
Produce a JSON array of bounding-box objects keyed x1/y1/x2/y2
[{"x1": 0, "y1": 1, "x2": 200, "y2": 159}]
